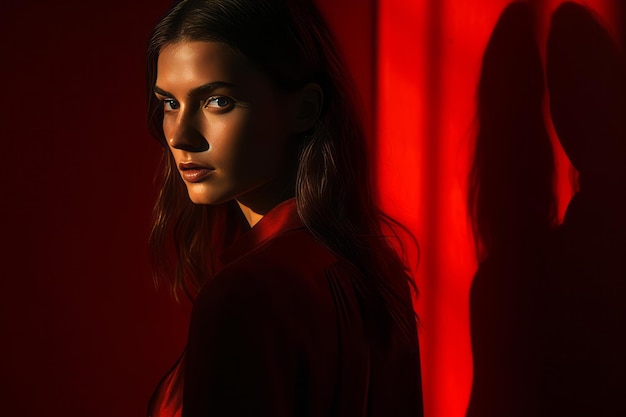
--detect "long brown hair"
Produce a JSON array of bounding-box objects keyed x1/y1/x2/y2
[{"x1": 147, "y1": 0, "x2": 418, "y2": 336}]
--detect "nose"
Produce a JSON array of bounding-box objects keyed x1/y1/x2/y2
[{"x1": 167, "y1": 111, "x2": 209, "y2": 152}]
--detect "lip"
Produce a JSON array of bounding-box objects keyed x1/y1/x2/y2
[{"x1": 179, "y1": 162, "x2": 215, "y2": 183}]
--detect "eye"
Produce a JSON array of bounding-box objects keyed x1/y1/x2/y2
[
  {"x1": 162, "y1": 98, "x2": 180, "y2": 112},
  {"x1": 205, "y1": 96, "x2": 233, "y2": 111}
]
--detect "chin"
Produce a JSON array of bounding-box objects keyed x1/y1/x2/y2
[
  {"x1": 186, "y1": 185, "x2": 230, "y2": 206},
  {"x1": 188, "y1": 192, "x2": 223, "y2": 205}
]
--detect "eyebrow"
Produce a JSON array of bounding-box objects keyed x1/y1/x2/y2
[{"x1": 153, "y1": 81, "x2": 236, "y2": 98}]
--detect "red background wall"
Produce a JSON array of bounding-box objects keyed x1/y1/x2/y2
[
  {"x1": 0, "y1": 1, "x2": 621, "y2": 416},
  {"x1": 0, "y1": 2, "x2": 187, "y2": 416},
  {"x1": 376, "y1": 1, "x2": 621, "y2": 416}
]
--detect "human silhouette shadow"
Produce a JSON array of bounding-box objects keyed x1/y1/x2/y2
[
  {"x1": 542, "y1": 3, "x2": 626, "y2": 416},
  {"x1": 466, "y1": 3, "x2": 557, "y2": 416}
]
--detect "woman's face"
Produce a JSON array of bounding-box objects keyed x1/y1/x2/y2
[{"x1": 155, "y1": 41, "x2": 297, "y2": 207}]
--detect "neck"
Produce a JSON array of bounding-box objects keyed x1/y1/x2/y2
[
  {"x1": 237, "y1": 202, "x2": 266, "y2": 227},
  {"x1": 236, "y1": 172, "x2": 297, "y2": 227}
]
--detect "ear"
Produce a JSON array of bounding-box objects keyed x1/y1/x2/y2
[{"x1": 291, "y1": 83, "x2": 323, "y2": 134}]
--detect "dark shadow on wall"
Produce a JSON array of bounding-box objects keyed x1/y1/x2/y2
[
  {"x1": 467, "y1": 2, "x2": 626, "y2": 416},
  {"x1": 542, "y1": 2, "x2": 626, "y2": 416},
  {"x1": 466, "y1": 2, "x2": 557, "y2": 416}
]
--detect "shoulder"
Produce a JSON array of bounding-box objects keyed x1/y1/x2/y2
[
  {"x1": 217, "y1": 228, "x2": 338, "y2": 296},
  {"x1": 194, "y1": 228, "x2": 344, "y2": 329}
]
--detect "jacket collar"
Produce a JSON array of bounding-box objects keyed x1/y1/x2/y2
[{"x1": 220, "y1": 198, "x2": 304, "y2": 266}]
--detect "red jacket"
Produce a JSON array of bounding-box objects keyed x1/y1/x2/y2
[{"x1": 150, "y1": 198, "x2": 423, "y2": 417}]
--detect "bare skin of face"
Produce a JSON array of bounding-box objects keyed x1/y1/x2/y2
[{"x1": 155, "y1": 41, "x2": 309, "y2": 226}]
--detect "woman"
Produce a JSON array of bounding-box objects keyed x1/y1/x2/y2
[{"x1": 145, "y1": 0, "x2": 423, "y2": 416}]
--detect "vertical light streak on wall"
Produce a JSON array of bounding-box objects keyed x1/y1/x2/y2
[
  {"x1": 377, "y1": 0, "x2": 524, "y2": 416},
  {"x1": 379, "y1": 0, "x2": 622, "y2": 415},
  {"x1": 376, "y1": 0, "x2": 471, "y2": 415},
  {"x1": 422, "y1": 0, "x2": 450, "y2": 414},
  {"x1": 433, "y1": 1, "x2": 513, "y2": 416},
  {"x1": 376, "y1": 0, "x2": 427, "y2": 236},
  {"x1": 375, "y1": 0, "x2": 433, "y2": 412}
]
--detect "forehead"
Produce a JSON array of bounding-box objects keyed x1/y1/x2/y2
[{"x1": 156, "y1": 41, "x2": 257, "y2": 90}]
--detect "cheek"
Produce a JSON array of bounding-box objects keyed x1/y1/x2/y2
[
  {"x1": 208, "y1": 116, "x2": 250, "y2": 168},
  {"x1": 243, "y1": 116, "x2": 290, "y2": 174},
  {"x1": 213, "y1": 111, "x2": 289, "y2": 171},
  {"x1": 248, "y1": 105, "x2": 291, "y2": 155}
]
